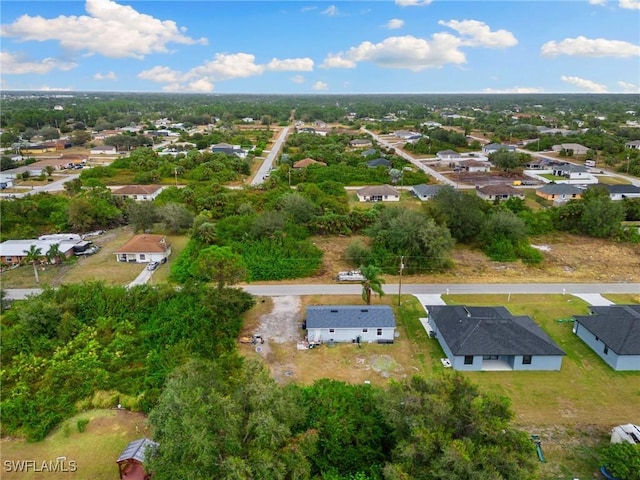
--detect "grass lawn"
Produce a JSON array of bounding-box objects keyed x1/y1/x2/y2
[
  {"x1": 539, "y1": 173, "x2": 566, "y2": 181},
  {"x1": 0, "y1": 409, "x2": 148, "y2": 480},
  {"x1": 593, "y1": 175, "x2": 632, "y2": 185}
]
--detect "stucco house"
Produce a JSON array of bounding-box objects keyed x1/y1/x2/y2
[
  {"x1": 90, "y1": 145, "x2": 117, "y2": 155},
  {"x1": 350, "y1": 139, "x2": 373, "y2": 148},
  {"x1": 625, "y1": 140, "x2": 640, "y2": 150},
  {"x1": 305, "y1": 305, "x2": 396, "y2": 344},
  {"x1": 410, "y1": 184, "x2": 443, "y2": 201},
  {"x1": 475, "y1": 185, "x2": 525, "y2": 202},
  {"x1": 115, "y1": 234, "x2": 171, "y2": 263},
  {"x1": 356, "y1": 185, "x2": 400, "y2": 202},
  {"x1": 460, "y1": 159, "x2": 490, "y2": 173},
  {"x1": 211, "y1": 143, "x2": 248, "y2": 159},
  {"x1": 436, "y1": 149, "x2": 460, "y2": 160},
  {"x1": 112, "y1": 185, "x2": 165, "y2": 201},
  {"x1": 605, "y1": 184, "x2": 640, "y2": 201},
  {"x1": 551, "y1": 143, "x2": 589, "y2": 155},
  {"x1": 573, "y1": 305, "x2": 640, "y2": 371},
  {"x1": 536, "y1": 184, "x2": 583, "y2": 203},
  {"x1": 0, "y1": 236, "x2": 79, "y2": 266},
  {"x1": 482, "y1": 143, "x2": 516, "y2": 154},
  {"x1": 425, "y1": 305, "x2": 566, "y2": 371}
]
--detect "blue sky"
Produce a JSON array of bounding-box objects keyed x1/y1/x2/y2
[{"x1": 1, "y1": 0, "x2": 639, "y2": 94}]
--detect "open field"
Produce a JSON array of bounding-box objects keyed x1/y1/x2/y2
[
  {"x1": 0, "y1": 409, "x2": 148, "y2": 480},
  {"x1": 241, "y1": 292, "x2": 640, "y2": 480}
]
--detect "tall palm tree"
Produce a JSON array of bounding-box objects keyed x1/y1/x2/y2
[
  {"x1": 23, "y1": 245, "x2": 43, "y2": 284},
  {"x1": 360, "y1": 264, "x2": 385, "y2": 305},
  {"x1": 46, "y1": 243, "x2": 63, "y2": 265}
]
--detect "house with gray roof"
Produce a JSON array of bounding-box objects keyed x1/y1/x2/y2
[
  {"x1": 625, "y1": 140, "x2": 640, "y2": 150},
  {"x1": 117, "y1": 437, "x2": 159, "y2": 479},
  {"x1": 573, "y1": 305, "x2": 640, "y2": 371},
  {"x1": 605, "y1": 184, "x2": 640, "y2": 201},
  {"x1": 476, "y1": 185, "x2": 525, "y2": 202},
  {"x1": 211, "y1": 142, "x2": 248, "y2": 159},
  {"x1": 411, "y1": 184, "x2": 444, "y2": 201},
  {"x1": 305, "y1": 305, "x2": 396, "y2": 344},
  {"x1": 482, "y1": 143, "x2": 516, "y2": 154},
  {"x1": 425, "y1": 305, "x2": 565, "y2": 371},
  {"x1": 552, "y1": 143, "x2": 589, "y2": 155},
  {"x1": 436, "y1": 149, "x2": 460, "y2": 160},
  {"x1": 366, "y1": 157, "x2": 392, "y2": 168},
  {"x1": 361, "y1": 148, "x2": 378, "y2": 157}
]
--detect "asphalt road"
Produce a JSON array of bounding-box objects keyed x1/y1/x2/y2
[
  {"x1": 250, "y1": 126, "x2": 290, "y2": 186},
  {"x1": 6, "y1": 282, "x2": 638, "y2": 301}
]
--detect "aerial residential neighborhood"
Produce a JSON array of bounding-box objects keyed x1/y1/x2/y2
[{"x1": 1, "y1": 0, "x2": 639, "y2": 479}]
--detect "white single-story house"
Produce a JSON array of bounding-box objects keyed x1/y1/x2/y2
[
  {"x1": 90, "y1": 145, "x2": 117, "y2": 155},
  {"x1": 356, "y1": 185, "x2": 400, "y2": 202},
  {"x1": 436, "y1": 149, "x2": 460, "y2": 160},
  {"x1": 211, "y1": 143, "x2": 248, "y2": 159},
  {"x1": 610, "y1": 424, "x2": 640, "y2": 445},
  {"x1": 425, "y1": 305, "x2": 566, "y2": 371},
  {"x1": 476, "y1": 185, "x2": 525, "y2": 202},
  {"x1": 605, "y1": 184, "x2": 640, "y2": 201},
  {"x1": 350, "y1": 139, "x2": 373, "y2": 148},
  {"x1": 625, "y1": 140, "x2": 640, "y2": 150},
  {"x1": 305, "y1": 305, "x2": 396, "y2": 344},
  {"x1": 552, "y1": 143, "x2": 590, "y2": 155},
  {"x1": 460, "y1": 159, "x2": 490, "y2": 173},
  {"x1": 573, "y1": 305, "x2": 640, "y2": 371},
  {"x1": 111, "y1": 185, "x2": 165, "y2": 201},
  {"x1": 0, "y1": 236, "x2": 80, "y2": 266},
  {"x1": 411, "y1": 184, "x2": 444, "y2": 201},
  {"x1": 482, "y1": 143, "x2": 517, "y2": 154},
  {"x1": 115, "y1": 234, "x2": 171, "y2": 263}
]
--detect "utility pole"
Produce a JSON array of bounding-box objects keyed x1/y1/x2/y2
[
  {"x1": 398, "y1": 256, "x2": 405, "y2": 307},
  {"x1": 174, "y1": 168, "x2": 178, "y2": 186}
]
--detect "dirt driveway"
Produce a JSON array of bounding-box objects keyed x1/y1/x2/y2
[{"x1": 249, "y1": 296, "x2": 304, "y2": 362}]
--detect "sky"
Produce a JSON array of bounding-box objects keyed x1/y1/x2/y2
[{"x1": 1, "y1": 0, "x2": 639, "y2": 94}]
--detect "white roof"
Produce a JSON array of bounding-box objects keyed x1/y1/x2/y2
[{"x1": 0, "y1": 239, "x2": 79, "y2": 257}]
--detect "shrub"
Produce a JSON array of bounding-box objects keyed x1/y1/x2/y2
[{"x1": 76, "y1": 418, "x2": 89, "y2": 433}]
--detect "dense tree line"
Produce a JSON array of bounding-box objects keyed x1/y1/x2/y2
[
  {"x1": 0, "y1": 282, "x2": 254, "y2": 441},
  {"x1": 148, "y1": 358, "x2": 538, "y2": 480}
]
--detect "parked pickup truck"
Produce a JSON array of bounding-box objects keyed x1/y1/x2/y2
[{"x1": 336, "y1": 270, "x2": 366, "y2": 282}]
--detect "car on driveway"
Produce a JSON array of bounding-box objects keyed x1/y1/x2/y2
[{"x1": 146, "y1": 261, "x2": 160, "y2": 271}]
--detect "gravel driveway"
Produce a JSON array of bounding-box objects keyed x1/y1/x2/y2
[{"x1": 258, "y1": 295, "x2": 303, "y2": 343}]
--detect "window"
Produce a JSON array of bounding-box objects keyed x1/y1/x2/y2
[
  {"x1": 464, "y1": 355, "x2": 473, "y2": 365},
  {"x1": 5, "y1": 257, "x2": 12, "y2": 262},
  {"x1": 604, "y1": 345, "x2": 609, "y2": 355},
  {"x1": 329, "y1": 328, "x2": 335, "y2": 333},
  {"x1": 523, "y1": 355, "x2": 532, "y2": 365},
  {"x1": 140, "y1": 254, "x2": 146, "y2": 261},
  {"x1": 362, "y1": 328, "x2": 368, "y2": 333},
  {"x1": 482, "y1": 355, "x2": 498, "y2": 360},
  {"x1": 376, "y1": 328, "x2": 382, "y2": 336}
]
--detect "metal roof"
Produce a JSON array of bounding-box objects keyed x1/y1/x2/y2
[{"x1": 116, "y1": 438, "x2": 159, "y2": 464}]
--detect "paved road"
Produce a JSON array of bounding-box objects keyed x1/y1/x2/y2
[
  {"x1": 5, "y1": 282, "x2": 638, "y2": 301},
  {"x1": 0, "y1": 173, "x2": 81, "y2": 198},
  {"x1": 251, "y1": 126, "x2": 290, "y2": 186}
]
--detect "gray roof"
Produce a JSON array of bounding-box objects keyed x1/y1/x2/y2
[
  {"x1": 357, "y1": 185, "x2": 400, "y2": 197},
  {"x1": 606, "y1": 185, "x2": 640, "y2": 195},
  {"x1": 574, "y1": 305, "x2": 640, "y2": 355},
  {"x1": 366, "y1": 158, "x2": 391, "y2": 167},
  {"x1": 411, "y1": 184, "x2": 443, "y2": 198},
  {"x1": 361, "y1": 148, "x2": 378, "y2": 157},
  {"x1": 0, "y1": 239, "x2": 79, "y2": 257},
  {"x1": 116, "y1": 438, "x2": 159, "y2": 464},
  {"x1": 537, "y1": 184, "x2": 583, "y2": 195},
  {"x1": 306, "y1": 305, "x2": 396, "y2": 329},
  {"x1": 427, "y1": 305, "x2": 565, "y2": 356}
]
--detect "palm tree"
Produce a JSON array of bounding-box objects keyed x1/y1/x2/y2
[
  {"x1": 23, "y1": 245, "x2": 43, "y2": 284},
  {"x1": 46, "y1": 243, "x2": 63, "y2": 265},
  {"x1": 360, "y1": 264, "x2": 385, "y2": 305}
]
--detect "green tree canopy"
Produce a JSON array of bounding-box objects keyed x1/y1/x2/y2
[{"x1": 189, "y1": 245, "x2": 248, "y2": 289}]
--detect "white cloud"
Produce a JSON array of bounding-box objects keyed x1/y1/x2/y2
[
  {"x1": 542, "y1": 36, "x2": 640, "y2": 57},
  {"x1": 37, "y1": 85, "x2": 74, "y2": 91},
  {"x1": 0, "y1": 51, "x2": 77, "y2": 74},
  {"x1": 266, "y1": 58, "x2": 314, "y2": 72},
  {"x1": 561, "y1": 75, "x2": 608, "y2": 93},
  {"x1": 138, "y1": 53, "x2": 314, "y2": 92},
  {"x1": 619, "y1": 0, "x2": 640, "y2": 9},
  {"x1": 312, "y1": 81, "x2": 328, "y2": 91},
  {"x1": 94, "y1": 71, "x2": 116, "y2": 80},
  {"x1": 0, "y1": 0, "x2": 207, "y2": 59},
  {"x1": 438, "y1": 20, "x2": 517, "y2": 48},
  {"x1": 322, "y1": 5, "x2": 339, "y2": 16},
  {"x1": 482, "y1": 87, "x2": 545, "y2": 94},
  {"x1": 322, "y1": 34, "x2": 466, "y2": 71},
  {"x1": 394, "y1": 0, "x2": 433, "y2": 6},
  {"x1": 617, "y1": 80, "x2": 639, "y2": 92},
  {"x1": 385, "y1": 19, "x2": 405, "y2": 30},
  {"x1": 291, "y1": 75, "x2": 306, "y2": 84}
]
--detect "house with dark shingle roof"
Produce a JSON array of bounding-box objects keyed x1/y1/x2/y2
[
  {"x1": 356, "y1": 185, "x2": 400, "y2": 202},
  {"x1": 605, "y1": 184, "x2": 640, "y2": 201},
  {"x1": 115, "y1": 234, "x2": 171, "y2": 264},
  {"x1": 410, "y1": 184, "x2": 443, "y2": 201},
  {"x1": 116, "y1": 437, "x2": 159, "y2": 479},
  {"x1": 361, "y1": 148, "x2": 378, "y2": 157},
  {"x1": 573, "y1": 305, "x2": 640, "y2": 371},
  {"x1": 482, "y1": 143, "x2": 516, "y2": 154},
  {"x1": 366, "y1": 157, "x2": 392, "y2": 168},
  {"x1": 305, "y1": 305, "x2": 396, "y2": 343},
  {"x1": 425, "y1": 305, "x2": 565, "y2": 371},
  {"x1": 112, "y1": 185, "x2": 165, "y2": 201}
]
